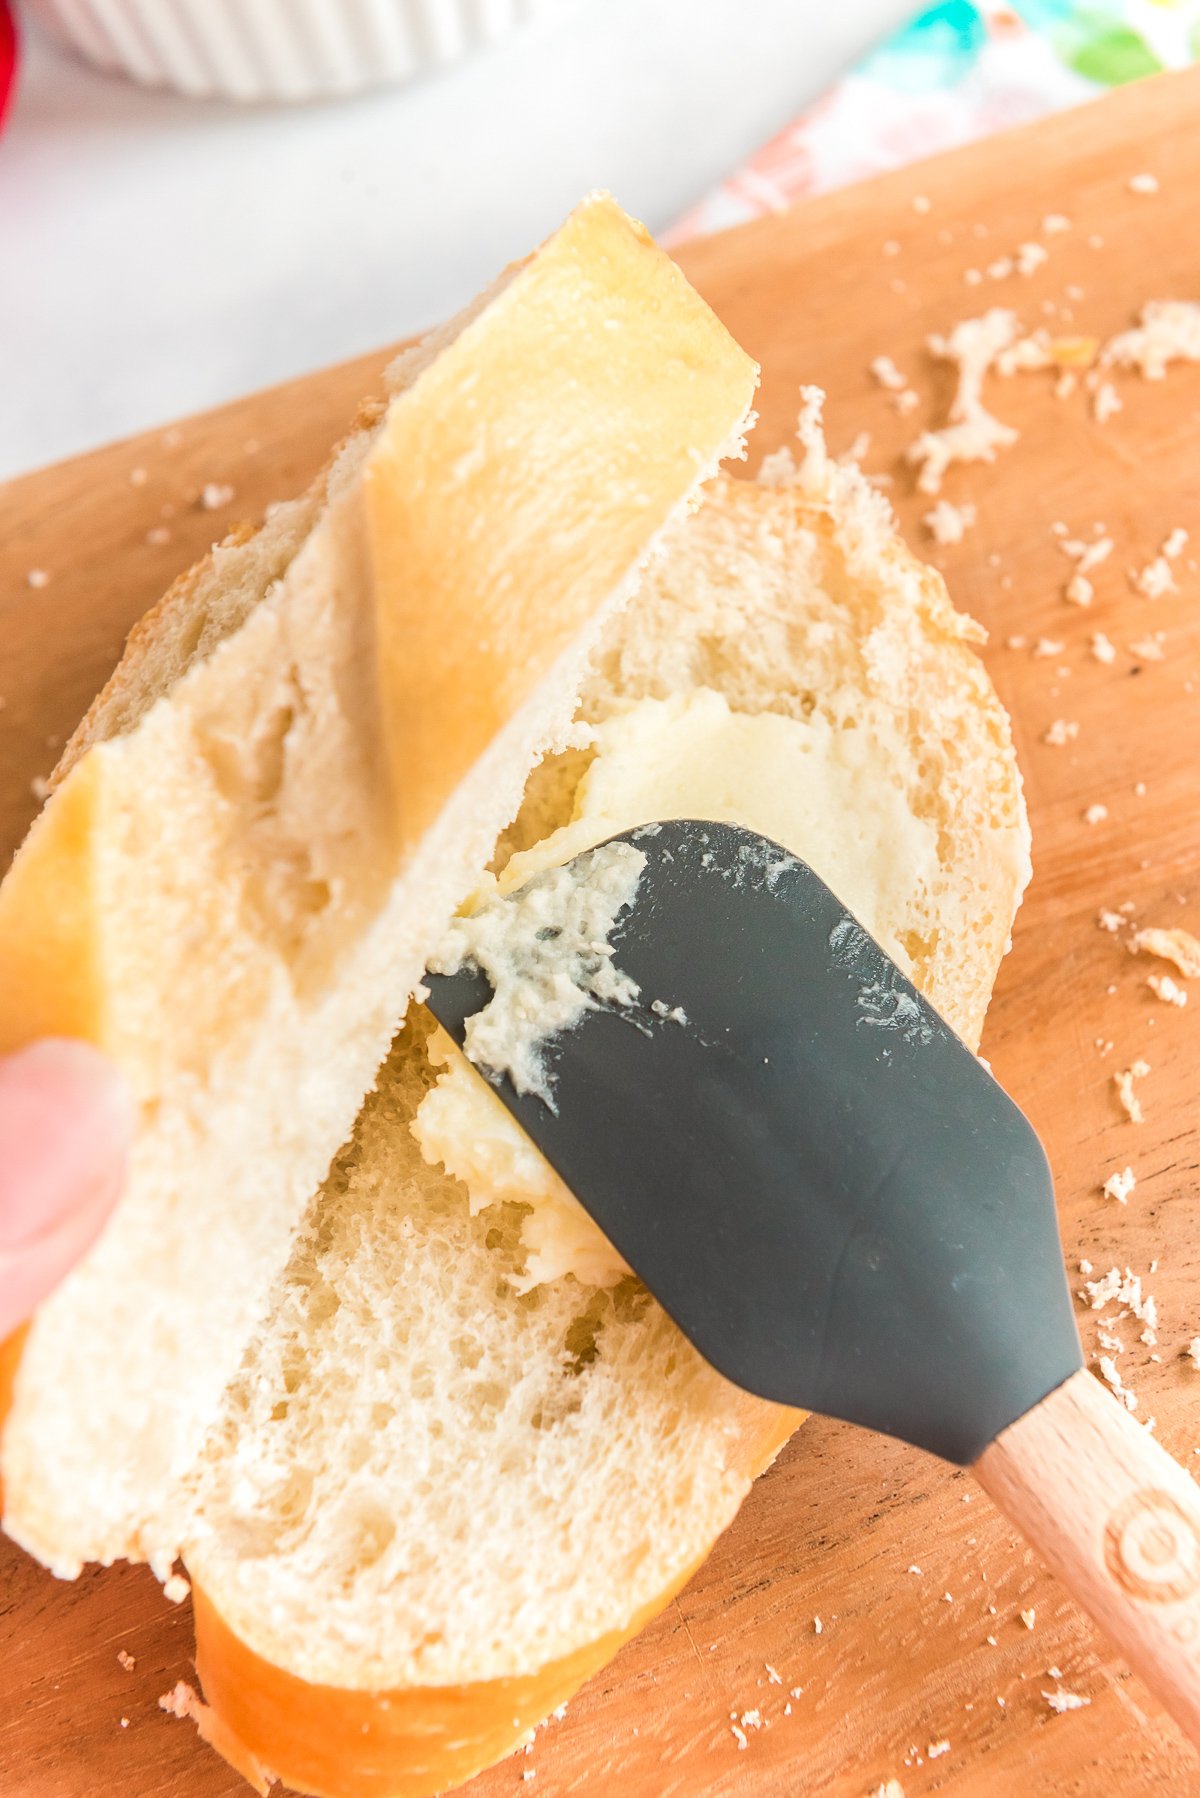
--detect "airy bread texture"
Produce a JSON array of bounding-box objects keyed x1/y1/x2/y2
[
  {"x1": 0, "y1": 195, "x2": 757, "y2": 1576},
  {"x1": 179, "y1": 409, "x2": 1031, "y2": 1797}
]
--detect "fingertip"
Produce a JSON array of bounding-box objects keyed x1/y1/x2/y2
[{"x1": 0, "y1": 1039, "x2": 133, "y2": 1250}]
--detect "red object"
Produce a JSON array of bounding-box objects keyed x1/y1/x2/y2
[{"x1": 0, "y1": 3, "x2": 17, "y2": 130}]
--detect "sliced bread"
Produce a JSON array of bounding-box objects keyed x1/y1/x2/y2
[
  {"x1": 179, "y1": 406, "x2": 1031, "y2": 1797},
  {"x1": 0, "y1": 195, "x2": 757, "y2": 1576}
]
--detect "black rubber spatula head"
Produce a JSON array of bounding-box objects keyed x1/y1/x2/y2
[
  {"x1": 425, "y1": 819, "x2": 1082, "y2": 1464},
  {"x1": 425, "y1": 823, "x2": 1200, "y2": 1747}
]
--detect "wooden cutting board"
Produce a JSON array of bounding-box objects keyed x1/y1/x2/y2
[{"x1": 2, "y1": 67, "x2": 1199, "y2": 1798}]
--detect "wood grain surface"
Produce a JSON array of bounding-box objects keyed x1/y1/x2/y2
[{"x1": 3, "y1": 66, "x2": 1200, "y2": 1798}]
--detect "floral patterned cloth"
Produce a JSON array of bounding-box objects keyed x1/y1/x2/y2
[{"x1": 666, "y1": 1, "x2": 1200, "y2": 244}]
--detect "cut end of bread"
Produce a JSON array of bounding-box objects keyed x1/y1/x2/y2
[{"x1": 176, "y1": 407, "x2": 1029, "y2": 1796}]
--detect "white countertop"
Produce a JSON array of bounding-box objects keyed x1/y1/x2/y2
[{"x1": 2, "y1": 0, "x2": 910, "y2": 480}]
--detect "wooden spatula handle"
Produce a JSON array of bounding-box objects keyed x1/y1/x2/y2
[{"x1": 975, "y1": 1368, "x2": 1200, "y2": 1742}]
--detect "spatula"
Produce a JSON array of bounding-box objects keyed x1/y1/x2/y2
[{"x1": 424, "y1": 820, "x2": 1200, "y2": 1745}]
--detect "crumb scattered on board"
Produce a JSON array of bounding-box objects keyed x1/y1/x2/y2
[
  {"x1": 923, "y1": 498, "x2": 976, "y2": 544},
  {"x1": 1131, "y1": 927, "x2": 1200, "y2": 978},
  {"x1": 1043, "y1": 1686, "x2": 1091, "y2": 1713},
  {"x1": 908, "y1": 310, "x2": 1019, "y2": 493},
  {"x1": 1102, "y1": 1167, "x2": 1136, "y2": 1204},
  {"x1": 1113, "y1": 1060, "x2": 1150, "y2": 1123},
  {"x1": 1101, "y1": 300, "x2": 1200, "y2": 379}
]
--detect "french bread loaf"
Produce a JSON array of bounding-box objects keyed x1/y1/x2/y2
[
  {"x1": 0, "y1": 195, "x2": 757, "y2": 1576},
  {"x1": 175, "y1": 406, "x2": 1031, "y2": 1797}
]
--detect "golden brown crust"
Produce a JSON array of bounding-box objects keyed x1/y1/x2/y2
[
  {"x1": 189, "y1": 1395, "x2": 801, "y2": 1798},
  {"x1": 192, "y1": 1558, "x2": 707, "y2": 1798}
]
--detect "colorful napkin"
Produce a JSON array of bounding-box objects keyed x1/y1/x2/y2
[{"x1": 667, "y1": 1, "x2": 1200, "y2": 243}]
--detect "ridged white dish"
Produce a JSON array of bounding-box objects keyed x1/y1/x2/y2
[{"x1": 26, "y1": 0, "x2": 544, "y2": 101}]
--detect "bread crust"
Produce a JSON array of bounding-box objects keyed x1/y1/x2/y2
[{"x1": 191, "y1": 1402, "x2": 800, "y2": 1798}]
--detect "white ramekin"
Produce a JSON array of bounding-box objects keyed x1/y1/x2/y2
[{"x1": 24, "y1": 0, "x2": 546, "y2": 102}]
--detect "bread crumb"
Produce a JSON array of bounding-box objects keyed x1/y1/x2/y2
[
  {"x1": 1147, "y1": 972, "x2": 1187, "y2": 1006},
  {"x1": 1083, "y1": 804, "x2": 1108, "y2": 826},
  {"x1": 908, "y1": 310, "x2": 1019, "y2": 493},
  {"x1": 163, "y1": 1574, "x2": 190, "y2": 1604},
  {"x1": 1128, "y1": 172, "x2": 1159, "y2": 195},
  {"x1": 869, "y1": 1781, "x2": 906, "y2": 1798},
  {"x1": 1187, "y1": 1339, "x2": 1200, "y2": 1371},
  {"x1": 907, "y1": 1564, "x2": 922, "y2": 1575},
  {"x1": 730, "y1": 1723, "x2": 748, "y2": 1750},
  {"x1": 523, "y1": 1771, "x2": 536, "y2": 1783},
  {"x1": 25, "y1": 568, "x2": 50, "y2": 589},
  {"x1": 870, "y1": 355, "x2": 907, "y2": 391},
  {"x1": 790, "y1": 1687, "x2": 803, "y2": 1700},
  {"x1": 740, "y1": 1709, "x2": 764, "y2": 1730},
  {"x1": 1044, "y1": 1686, "x2": 1091, "y2": 1713},
  {"x1": 1033, "y1": 637, "x2": 1065, "y2": 658},
  {"x1": 1006, "y1": 634, "x2": 1028, "y2": 650},
  {"x1": 784, "y1": 1701, "x2": 792, "y2": 1716},
  {"x1": 1020, "y1": 1608, "x2": 1036, "y2": 1629},
  {"x1": 987, "y1": 257, "x2": 1014, "y2": 281},
  {"x1": 1128, "y1": 632, "x2": 1166, "y2": 661},
  {"x1": 1042, "y1": 213, "x2": 1071, "y2": 235},
  {"x1": 893, "y1": 388, "x2": 920, "y2": 415},
  {"x1": 963, "y1": 268, "x2": 983, "y2": 286},
  {"x1": 31, "y1": 775, "x2": 51, "y2": 802},
  {"x1": 923, "y1": 499, "x2": 976, "y2": 544},
  {"x1": 1102, "y1": 300, "x2": 1200, "y2": 379},
  {"x1": 942, "y1": 1591, "x2": 954, "y2": 1604},
  {"x1": 1079, "y1": 1259, "x2": 1094, "y2": 1275},
  {"x1": 764, "y1": 1663, "x2": 782, "y2": 1685},
  {"x1": 1090, "y1": 632, "x2": 1116, "y2": 664},
  {"x1": 1060, "y1": 535, "x2": 1112, "y2": 606},
  {"x1": 1015, "y1": 242, "x2": 1047, "y2": 276},
  {"x1": 1043, "y1": 719, "x2": 1079, "y2": 746},
  {"x1": 1131, "y1": 556, "x2": 1176, "y2": 599},
  {"x1": 1098, "y1": 1355, "x2": 1137, "y2": 1411},
  {"x1": 813, "y1": 1616, "x2": 823, "y2": 1634},
  {"x1": 199, "y1": 481, "x2": 235, "y2": 511},
  {"x1": 1113, "y1": 1060, "x2": 1150, "y2": 1123},
  {"x1": 159, "y1": 1681, "x2": 198, "y2": 1719},
  {"x1": 117, "y1": 1649, "x2": 136, "y2": 1671},
  {"x1": 1103, "y1": 1167, "x2": 1136, "y2": 1203},
  {"x1": 1162, "y1": 527, "x2": 1188, "y2": 560},
  {"x1": 1130, "y1": 927, "x2": 1200, "y2": 978},
  {"x1": 1092, "y1": 381, "x2": 1122, "y2": 423},
  {"x1": 927, "y1": 1739, "x2": 951, "y2": 1759}
]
